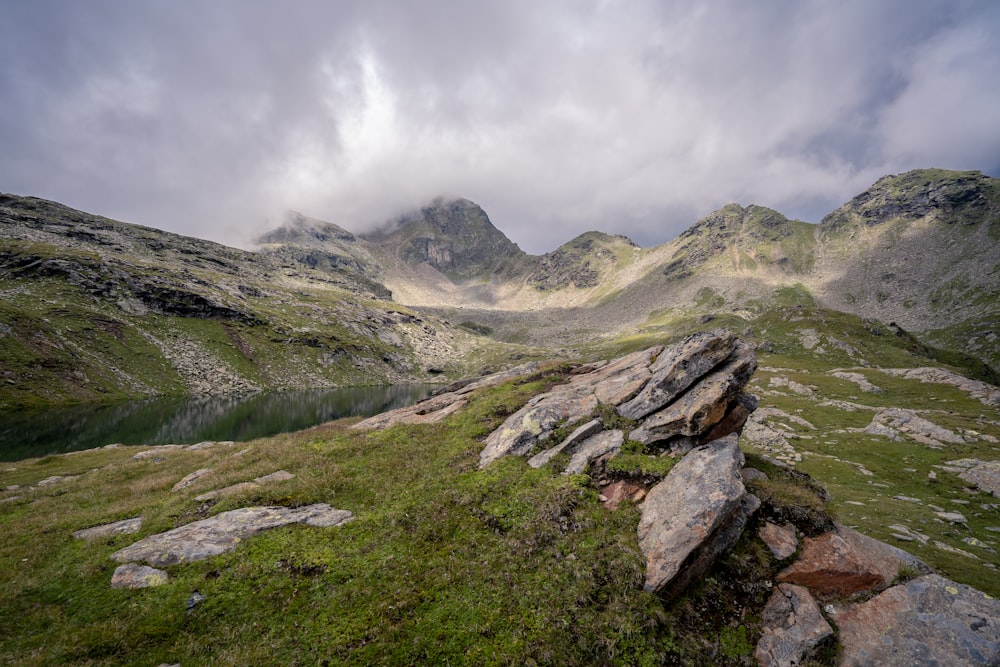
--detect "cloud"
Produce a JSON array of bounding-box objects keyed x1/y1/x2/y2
[{"x1": 1, "y1": 0, "x2": 998, "y2": 254}]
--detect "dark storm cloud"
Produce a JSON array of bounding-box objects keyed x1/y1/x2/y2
[{"x1": 1, "y1": 0, "x2": 998, "y2": 253}]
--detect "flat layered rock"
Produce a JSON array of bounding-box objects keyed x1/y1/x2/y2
[
  {"x1": 73, "y1": 517, "x2": 144, "y2": 540},
  {"x1": 527, "y1": 418, "x2": 603, "y2": 469},
  {"x1": 618, "y1": 329, "x2": 737, "y2": 420},
  {"x1": 956, "y1": 459, "x2": 1000, "y2": 498},
  {"x1": 110, "y1": 504, "x2": 353, "y2": 567},
  {"x1": 351, "y1": 362, "x2": 541, "y2": 430},
  {"x1": 637, "y1": 435, "x2": 758, "y2": 597},
  {"x1": 836, "y1": 574, "x2": 1000, "y2": 666},
  {"x1": 172, "y1": 468, "x2": 213, "y2": 492},
  {"x1": 479, "y1": 389, "x2": 599, "y2": 468},
  {"x1": 755, "y1": 583, "x2": 833, "y2": 667},
  {"x1": 563, "y1": 430, "x2": 624, "y2": 475},
  {"x1": 629, "y1": 343, "x2": 756, "y2": 445}
]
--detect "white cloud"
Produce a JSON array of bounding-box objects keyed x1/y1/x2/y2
[{"x1": 0, "y1": 0, "x2": 997, "y2": 253}]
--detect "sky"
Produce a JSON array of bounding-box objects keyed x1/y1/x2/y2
[{"x1": 1, "y1": 1, "x2": 999, "y2": 254}]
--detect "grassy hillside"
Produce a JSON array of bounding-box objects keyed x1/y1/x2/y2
[
  {"x1": 2, "y1": 324, "x2": 998, "y2": 664},
  {"x1": 0, "y1": 195, "x2": 535, "y2": 410}
]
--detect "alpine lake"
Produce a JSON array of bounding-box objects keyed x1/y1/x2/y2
[{"x1": 0, "y1": 384, "x2": 436, "y2": 461}]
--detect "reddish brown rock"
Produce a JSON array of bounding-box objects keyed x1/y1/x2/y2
[
  {"x1": 777, "y1": 524, "x2": 928, "y2": 598},
  {"x1": 600, "y1": 480, "x2": 647, "y2": 511}
]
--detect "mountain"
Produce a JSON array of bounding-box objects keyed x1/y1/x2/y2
[
  {"x1": 1, "y1": 168, "x2": 997, "y2": 410},
  {"x1": 0, "y1": 195, "x2": 524, "y2": 410},
  {"x1": 286, "y1": 169, "x2": 994, "y2": 369}
]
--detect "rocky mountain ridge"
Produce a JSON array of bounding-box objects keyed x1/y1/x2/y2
[{"x1": 256, "y1": 168, "x2": 999, "y2": 368}]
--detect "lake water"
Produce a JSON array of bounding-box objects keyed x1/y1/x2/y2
[{"x1": 0, "y1": 385, "x2": 436, "y2": 462}]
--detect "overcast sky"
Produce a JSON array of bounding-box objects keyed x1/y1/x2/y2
[{"x1": 2, "y1": 1, "x2": 998, "y2": 253}]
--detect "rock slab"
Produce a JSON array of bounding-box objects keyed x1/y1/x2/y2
[
  {"x1": 755, "y1": 583, "x2": 833, "y2": 667},
  {"x1": 637, "y1": 434, "x2": 758, "y2": 597},
  {"x1": 111, "y1": 504, "x2": 353, "y2": 567},
  {"x1": 73, "y1": 517, "x2": 144, "y2": 540},
  {"x1": 836, "y1": 574, "x2": 1000, "y2": 666}
]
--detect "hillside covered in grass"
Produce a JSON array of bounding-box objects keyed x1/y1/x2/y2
[{"x1": 2, "y1": 327, "x2": 999, "y2": 665}]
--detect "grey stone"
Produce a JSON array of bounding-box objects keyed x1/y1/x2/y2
[
  {"x1": 755, "y1": 583, "x2": 833, "y2": 667},
  {"x1": 618, "y1": 329, "x2": 737, "y2": 420},
  {"x1": 527, "y1": 418, "x2": 603, "y2": 469},
  {"x1": 563, "y1": 430, "x2": 624, "y2": 475},
  {"x1": 171, "y1": 468, "x2": 214, "y2": 492},
  {"x1": 253, "y1": 470, "x2": 295, "y2": 484},
  {"x1": 836, "y1": 574, "x2": 1000, "y2": 666},
  {"x1": 110, "y1": 504, "x2": 353, "y2": 567},
  {"x1": 629, "y1": 342, "x2": 756, "y2": 444},
  {"x1": 111, "y1": 564, "x2": 168, "y2": 589},
  {"x1": 637, "y1": 435, "x2": 758, "y2": 597},
  {"x1": 73, "y1": 517, "x2": 143, "y2": 540},
  {"x1": 957, "y1": 460, "x2": 1000, "y2": 498}
]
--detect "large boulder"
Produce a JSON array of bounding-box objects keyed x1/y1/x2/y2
[
  {"x1": 637, "y1": 435, "x2": 759, "y2": 598},
  {"x1": 835, "y1": 574, "x2": 1000, "y2": 666}
]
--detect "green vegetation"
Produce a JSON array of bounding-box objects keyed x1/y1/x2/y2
[{"x1": 2, "y1": 371, "x2": 840, "y2": 666}]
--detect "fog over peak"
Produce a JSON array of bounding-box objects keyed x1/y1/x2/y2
[{"x1": 2, "y1": 1, "x2": 998, "y2": 254}]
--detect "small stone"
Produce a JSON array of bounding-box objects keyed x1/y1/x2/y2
[
  {"x1": 111, "y1": 564, "x2": 168, "y2": 589},
  {"x1": 186, "y1": 590, "x2": 207, "y2": 612},
  {"x1": 73, "y1": 517, "x2": 143, "y2": 540},
  {"x1": 759, "y1": 522, "x2": 798, "y2": 560},
  {"x1": 741, "y1": 467, "x2": 769, "y2": 483},
  {"x1": 171, "y1": 468, "x2": 214, "y2": 492},
  {"x1": 935, "y1": 511, "x2": 968, "y2": 524},
  {"x1": 253, "y1": 470, "x2": 295, "y2": 484}
]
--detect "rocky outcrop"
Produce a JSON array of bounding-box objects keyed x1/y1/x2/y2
[
  {"x1": 637, "y1": 435, "x2": 760, "y2": 597},
  {"x1": 880, "y1": 367, "x2": 1000, "y2": 406},
  {"x1": 478, "y1": 330, "x2": 757, "y2": 470},
  {"x1": 834, "y1": 574, "x2": 1000, "y2": 666},
  {"x1": 110, "y1": 504, "x2": 353, "y2": 567}
]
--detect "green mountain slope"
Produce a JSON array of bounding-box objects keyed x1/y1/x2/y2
[{"x1": 0, "y1": 195, "x2": 514, "y2": 410}]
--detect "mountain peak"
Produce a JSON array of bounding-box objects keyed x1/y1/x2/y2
[
  {"x1": 364, "y1": 197, "x2": 526, "y2": 281},
  {"x1": 256, "y1": 211, "x2": 356, "y2": 247},
  {"x1": 821, "y1": 168, "x2": 998, "y2": 229}
]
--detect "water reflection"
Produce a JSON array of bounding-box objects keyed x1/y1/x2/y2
[{"x1": 0, "y1": 385, "x2": 435, "y2": 461}]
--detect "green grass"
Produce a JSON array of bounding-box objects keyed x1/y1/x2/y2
[{"x1": 0, "y1": 370, "x2": 842, "y2": 666}]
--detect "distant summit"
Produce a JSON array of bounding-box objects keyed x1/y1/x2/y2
[{"x1": 363, "y1": 197, "x2": 527, "y2": 280}]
